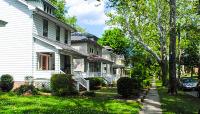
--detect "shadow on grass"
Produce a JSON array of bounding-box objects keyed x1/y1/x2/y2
[
  {"x1": 0, "y1": 91, "x2": 141, "y2": 114},
  {"x1": 156, "y1": 81, "x2": 200, "y2": 114}
]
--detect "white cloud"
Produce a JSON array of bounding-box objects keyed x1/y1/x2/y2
[{"x1": 65, "y1": 0, "x2": 107, "y2": 25}]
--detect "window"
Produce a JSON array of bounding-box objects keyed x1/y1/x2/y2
[
  {"x1": 56, "y1": 26, "x2": 60, "y2": 41},
  {"x1": 65, "y1": 30, "x2": 68, "y2": 44},
  {"x1": 44, "y1": 4, "x2": 47, "y2": 12},
  {"x1": 43, "y1": 19, "x2": 48, "y2": 37},
  {"x1": 38, "y1": 53, "x2": 55, "y2": 70}
]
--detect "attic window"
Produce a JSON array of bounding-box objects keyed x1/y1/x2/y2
[{"x1": 44, "y1": 4, "x2": 52, "y2": 14}]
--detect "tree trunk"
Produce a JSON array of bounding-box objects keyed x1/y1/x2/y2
[
  {"x1": 157, "y1": 1, "x2": 168, "y2": 86},
  {"x1": 161, "y1": 59, "x2": 168, "y2": 86},
  {"x1": 177, "y1": 23, "x2": 181, "y2": 79},
  {"x1": 191, "y1": 67, "x2": 194, "y2": 77},
  {"x1": 168, "y1": 0, "x2": 177, "y2": 95}
]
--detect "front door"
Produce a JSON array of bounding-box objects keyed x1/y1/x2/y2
[{"x1": 64, "y1": 55, "x2": 71, "y2": 74}]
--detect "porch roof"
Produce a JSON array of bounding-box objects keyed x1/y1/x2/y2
[
  {"x1": 87, "y1": 54, "x2": 113, "y2": 63},
  {"x1": 112, "y1": 64, "x2": 125, "y2": 68},
  {"x1": 33, "y1": 34, "x2": 88, "y2": 58}
]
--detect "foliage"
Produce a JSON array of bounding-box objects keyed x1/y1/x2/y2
[
  {"x1": 48, "y1": 0, "x2": 85, "y2": 32},
  {"x1": 117, "y1": 77, "x2": 135, "y2": 97},
  {"x1": 0, "y1": 74, "x2": 14, "y2": 92},
  {"x1": 85, "y1": 77, "x2": 105, "y2": 90},
  {"x1": 14, "y1": 84, "x2": 38, "y2": 95},
  {"x1": 98, "y1": 28, "x2": 131, "y2": 55},
  {"x1": 81, "y1": 91, "x2": 96, "y2": 97},
  {"x1": 0, "y1": 88, "x2": 141, "y2": 113},
  {"x1": 50, "y1": 74, "x2": 77, "y2": 96}
]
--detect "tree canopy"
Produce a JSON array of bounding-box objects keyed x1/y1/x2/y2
[{"x1": 98, "y1": 28, "x2": 131, "y2": 56}]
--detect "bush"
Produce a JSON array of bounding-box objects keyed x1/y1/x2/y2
[
  {"x1": 50, "y1": 74, "x2": 77, "y2": 96},
  {"x1": 117, "y1": 77, "x2": 134, "y2": 97},
  {"x1": 82, "y1": 91, "x2": 95, "y2": 97},
  {"x1": 0, "y1": 74, "x2": 14, "y2": 92},
  {"x1": 14, "y1": 84, "x2": 38, "y2": 95},
  {"x1": 85, "y1": 77, "x2": 105, "y2": 90}
]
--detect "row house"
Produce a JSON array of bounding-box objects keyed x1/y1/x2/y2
[{"x1": 0, "y1": 0, "x2": 88, "y2": 90}]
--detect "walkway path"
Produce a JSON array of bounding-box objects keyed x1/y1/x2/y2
[{"x1": 140, "y1": 78, "x2": 162, "y2": 114}]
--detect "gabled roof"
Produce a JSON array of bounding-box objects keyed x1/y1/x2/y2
[
  {"x1": 33, "y1": 8, "x2": 76, "y2": 32},
  {"x1": 33, "y1": 33, "x2": 88, "y2": 58}
]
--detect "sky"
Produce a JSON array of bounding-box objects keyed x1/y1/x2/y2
[{"x1": 65, "y1": 0, "x2": 108, "y2": 37}]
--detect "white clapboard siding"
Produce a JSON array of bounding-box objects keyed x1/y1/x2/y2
[
  {"x1": 0, "y1": 0, "x2": 33, "y2": 81},
  {"x1": 33, "y1": 40, "x2": 60, "y2": 79},
  {"x1": 33, "y1": 14, "x2": 66, "y2": 43}
]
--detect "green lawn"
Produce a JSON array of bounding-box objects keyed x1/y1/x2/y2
[
  {"x1": 0, "y1": 88, "x2": 141, "y2": 114},
  {"x1": 156, "y1": 80, "x2": 200, "y2": 114}
]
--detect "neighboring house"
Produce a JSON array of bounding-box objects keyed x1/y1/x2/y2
[
  {"x1": 71, "y1": 32, "x2": 126, "y2": 83},
  {"x1": 71, "y1": 32, "x2": 113, "y2": 78},
  {"x1": 102, "y1": 46, "x2": 125, "y2": 78},
  {"x1": 0, "y1": 0, "x2": 88, "y2": 90}
]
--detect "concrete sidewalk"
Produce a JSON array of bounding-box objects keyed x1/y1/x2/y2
[{"x1": 140, "y1": 78, "x2": 162, "y2": 114}]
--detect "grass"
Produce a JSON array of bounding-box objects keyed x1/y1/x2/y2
[
  {"x1": 156, "y1": 79, "x2": 200, "y2": 114},
  {"x1": 0, "y1": 87, "x2": 141, "y2": 114}
]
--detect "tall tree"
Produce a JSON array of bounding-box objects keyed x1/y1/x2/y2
[
  {"x1": 168, "y1": 0, "x2": 177, "y2": 95},
  {"x1": 107, "y1": 0, "x2": 169, "y2": 85}
]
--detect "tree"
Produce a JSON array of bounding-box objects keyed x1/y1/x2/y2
[
  {"x1": 168, "y1": 0, "x2": 177, "y2": 95},
  {"x1": 48, "y1": 0, "x2": 85, "y2": 32},
  {"x1": 106, "y1": 0, "x2": 169, "y2": 86},
  {"x1": 98, "y1": 28, "x2": 131, "y2": 55}
]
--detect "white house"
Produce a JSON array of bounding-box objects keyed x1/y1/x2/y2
[
  {"x1": 71, "y1": 32, "x2": 126, "y2": 83},
  {"x1": 0, "y1": 0, "x2": 89, "y2": 90}
]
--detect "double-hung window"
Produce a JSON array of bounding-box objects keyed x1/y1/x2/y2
[
  {"x1": 65, "y1": 30, "x2": 68, "y2": 44},
  {"x1": 56, "y1": 26, "x2": 60, "y2": 41},
  {"x1": 43, "y1": 19, "x2": 48, "y2": 37}
]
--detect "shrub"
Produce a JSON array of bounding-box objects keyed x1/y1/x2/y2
[
  {"x1": 14, "y1": 84, "x2": 38, "y2": 95},
  {"x1": 50, "y1": 74, "x2": 77, "y2": 96},
  {"x1": 0, "y1": 74, "x2": 14, "y2": 92},
  {"x1": 117, "y1": 77, "x2": 134, "y2": 97},
  {"x1": 82, "y1": 91, "x2": 95, "y2": 97},
  {"x1": 85, "y1": 77, "x2": 105, "y2": 90}
]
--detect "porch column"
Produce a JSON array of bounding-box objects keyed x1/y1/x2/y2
[
  {"x1": 101, "y1": 62, "x2": 103, "y2": 77},
  {"x1": 87, "y1": 62, "x2": 89, "y2": 76},
  {"x1": 55, "y1": 52, "x2": 60, "y2": 72},
  {"x1": 70, "y1": 55, "x2": 73, "y2": 75}
]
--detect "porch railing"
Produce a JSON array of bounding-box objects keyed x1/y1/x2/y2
[
  {"x1": 73, "y1": 72, "x2": 90, "y2": 91},
  {"x1": 60, "y1": 70, "x2": 90, "y2": 91}
]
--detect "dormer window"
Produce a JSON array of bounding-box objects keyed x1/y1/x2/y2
[{"x1": 43, "y1": 4, "x2": 52, "y2": 15}]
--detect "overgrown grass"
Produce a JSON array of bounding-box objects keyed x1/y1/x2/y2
[
  {"x1": 156, "y1": 79, "x2": 200, "y2": 114},
  {"x1": 0, "y1": 87, "x2": 141, "y2": 114}
]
